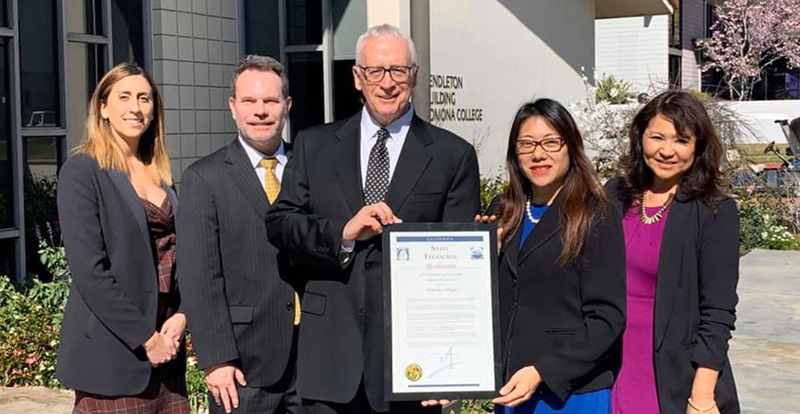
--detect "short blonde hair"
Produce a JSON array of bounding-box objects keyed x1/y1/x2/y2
[{"x1": 77, "y1": 62, "x2": 172, "y2": 185}]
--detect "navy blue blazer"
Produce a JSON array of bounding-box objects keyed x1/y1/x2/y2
[{"x1": 56, "y1": 154, "x2": 179, "y2": 395}]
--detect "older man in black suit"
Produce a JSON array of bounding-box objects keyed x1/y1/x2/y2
[
  {"x1": 265, "y1": 24, "x2": 481, "y2": 413},
  {"x1": 178, "y1": 55, "x2": 300, "y2": 414}
]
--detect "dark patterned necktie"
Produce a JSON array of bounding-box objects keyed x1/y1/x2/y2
[{"x1": 364, "y1": 128, "x2": 390, "y2": 205}]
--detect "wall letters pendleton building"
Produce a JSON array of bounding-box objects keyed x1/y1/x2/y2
[{"x1": 0, "y1": 0, "x2": 669, "y2": 281}]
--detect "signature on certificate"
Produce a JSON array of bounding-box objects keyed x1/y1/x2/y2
[{"x1": 429, "y1": 346, "x2": 459, "y2": 378}]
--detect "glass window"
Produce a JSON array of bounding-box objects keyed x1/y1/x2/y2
[
  {"x1": 0, "y1": 0, "x2": 7, "y2": 28},
  {"x1": 669, "y1": 6, "x2": 681, "y2": 48},
  {"x1": 287, "y1": 0, "x2": 322, "y2": 45},
  {"x1": 19, "y1": 0, "x2": 61, "y2": 128},
  {"x1": 67, "y1": 42, "x2": 103, "y2": 151},
  {"x1": 334, "y1": 59, "x2": 361, "y2": 120},
  {"x1": 705, "y1": 2, "x2": 717, "y2": 39},
  {"x1": 111, "y1": 0, "x2": 144, "y2": 65},
  {"x1": 0, "y1": 38, "x2": 12, "y2": 229},
  {"x1": 244, "y1": 0, "x2": 280, "y2": 58},
  {"x1": 67, "y1": 0, "x2": 104, "y2": 35},
  {"x1": 23, "y1": 136, "x2": 62, "y2": 279},
  {"x1": 669, "y1": 55, "x2": 682, "y2": 90},
  {"x1": 287, "y1": 52, "x2": 324, "y2": 136},
  {"x1": 0, "y1": 238, "x2": 16, "y2": 278}
]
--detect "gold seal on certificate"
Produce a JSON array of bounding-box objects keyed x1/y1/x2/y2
[
  {"x1": 404, "y1": 363, "x2": 423, "y2": 382},
  {"x1": 383, "y1": 223, "x2": 502, "y2": 401}
]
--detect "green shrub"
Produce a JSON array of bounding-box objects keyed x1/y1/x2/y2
[
  {"x1": 737, "y1": 193, "x2": 800, "y2": 253},
  {"x1": 480, "y1": 176, "x2": 508, "y2": 212},
  {"x1": 0, "y1": 276, "x2": 69, "y2": 387},
  {"x1": 185, "y1": 335, "x2": 208, "y2": 413},
  {"x1": 595, "y1": 74, "x2": 636, "y2": 104}
]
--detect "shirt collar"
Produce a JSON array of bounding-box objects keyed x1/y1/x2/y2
[
  {"x1": 238, "y1": 136, "x2": 287, "y2": 169},
  {"x1": 360, "y1": 104, "x2": 415, "y2": 140}
]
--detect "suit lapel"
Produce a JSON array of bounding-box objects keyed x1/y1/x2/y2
[
  {"x1": 334, "y1": 114, "x2": 365, "y2": 216},
  {"x1": 517, "y1": 194, "x2": 562, "y2": 265},
  {"x1": 385, "y1": 115, "x2": 433, "y2": 213},
  {"x1": 225, "y1": 139, "x2": 270, "y2": 217},
  {"x1": 653, "y1": 196, "x2": 691, "y2": 351},
  {"x1": 107, "y1": 169, "x2": 153, "y2": 255}
]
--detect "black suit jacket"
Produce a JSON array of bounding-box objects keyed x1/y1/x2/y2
[
  {"x1": 264, "y1": 112, "x2": 480, "y2": 411},
  {"x1": 488, "y1": 194, "x2": 626, "y2": 402},
  {"x1": 177, "y1": 139, "x2": 299, "y2": 387},
  {"x1": 56, "y1": 154, "x2": 179, "y2": 395},
  {"x1": 606, "y1": 178, "x2": 740, "y2": 414}
]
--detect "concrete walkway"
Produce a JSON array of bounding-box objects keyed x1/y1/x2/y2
[
  {"x1": 0, "y1": 249, "x2": 798, "y2": 414},
  {"x1": 730, "y1": 249, "x2": 800, "y2": 414}
]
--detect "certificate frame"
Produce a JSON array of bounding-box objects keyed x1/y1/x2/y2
[{"x1": 382, "y1": 222, "x2": 503, "y2": 401}]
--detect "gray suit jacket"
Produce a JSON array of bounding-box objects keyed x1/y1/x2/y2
[
  {"x1": 177, "y1": 139, "x2": 299, "y2": 387},
  {"x1": 56, "y1": 154, "x2": 179, "y2": 395}
]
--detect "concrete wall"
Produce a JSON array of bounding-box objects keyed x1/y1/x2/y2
[
  {"x1": 595, "y1": 15, "x2": 669, "y2": 93},
  {"x1": 425, "y1": 0, "x2": 596, "y2": 176},
  {"x1": 725, "y1": 100, "x2": 800, "y2": 144},
  {"x1": 150, "y1": 0, "x2": 241, "y2": 184}
]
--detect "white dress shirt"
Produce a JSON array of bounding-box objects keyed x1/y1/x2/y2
[
  {"x1": 341, "y1": 105, "x2": 415, "y2": 257},
  {"x1": 238, "y1": 136, "x2": 288, "y2": 185}
]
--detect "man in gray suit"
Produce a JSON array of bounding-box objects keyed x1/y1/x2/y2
[{"x1": 178, "y1": 55, "x2": 300, "y2": 414}]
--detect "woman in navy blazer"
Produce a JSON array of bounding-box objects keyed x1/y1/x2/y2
[
  {"x1": 56, "y1": 63, "x2": 188, "y2": 413},
  {"x1": 478, "y1": 99, "x2": 626, "y2": 414},
  {"x1": 608, "y1": 91, "x2": 739, "y2": 414}
]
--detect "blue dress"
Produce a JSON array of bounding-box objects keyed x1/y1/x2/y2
[{"x1": 500, "y1": 203, "x2": 611, "y2": 414}]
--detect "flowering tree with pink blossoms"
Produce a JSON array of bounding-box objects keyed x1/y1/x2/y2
[{"x1": 701, "y1": 0, "x2": 800, "y2": 100}]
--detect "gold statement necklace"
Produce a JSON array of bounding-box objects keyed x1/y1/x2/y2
[{"x1": 639, "y1": 190, "x2": 675, "y2": 225}]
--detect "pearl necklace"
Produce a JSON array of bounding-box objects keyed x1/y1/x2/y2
[
  {"x1": 525, "y1": 199, "x2": 542, "y2": 224},
  {"x1": 639, "y1": 191, "x2": 674, "y2": 225}
]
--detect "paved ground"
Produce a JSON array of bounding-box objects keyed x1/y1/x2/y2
[
  {"x1": 729, "y1": 249, "x2": 800, "y2": 414},
  {"x1": 1, "y1": 249, "x2": 798, "y2": 414},
  {"x1": 0, "y1": 386, "x2": 72, "y2": 414}
]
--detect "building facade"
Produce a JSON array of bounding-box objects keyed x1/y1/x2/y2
[
  {"x1": 2, "y1": 0, "x2": 667, "y2": 281},
  {"x1": 596, "y1": 0, "x2": 800, "y2": 99}
]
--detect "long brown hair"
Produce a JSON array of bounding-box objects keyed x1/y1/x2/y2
[
  {"x1": 618, "y1": 91, "x2": 727, "y2": 209},
  {"x1": 76, "y1": 62, "x2": 171, "y2": 185},
  {"x1": 496, "y1": 99, "x2": 608, "y2": 265}
]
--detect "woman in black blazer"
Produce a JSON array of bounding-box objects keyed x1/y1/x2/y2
[
  {"x1": 481, "y1": 99, "x2": 626, "y2": 414},
  {"x1": 608, "y1": 91, "x2": 739, "y2": 414},
  {"x1": 56, "y1": 63, "x2": 188, "y2": 413}
]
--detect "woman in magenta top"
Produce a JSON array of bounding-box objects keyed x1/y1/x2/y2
[{"x1": 607, "y1": 91, "x2": 740, "y2": 414}]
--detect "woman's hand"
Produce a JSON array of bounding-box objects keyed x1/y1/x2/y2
[
  {"x1": 687, "y1": 366, "x2": 720, "y2": 413},
  {"x1": 142, "y1": 331, "x2": 179, "y2": 366},
  {"x1": 474, "y1": 214, "x2": 504, "y2": 252},
  {"x1": 492, "y1": 366, "x2": 542, "y2": 408},
  {"x1": 160, "y1": 312, "x2": 187, "y2": 343},
  {"x1": 686, "y1": 397, "x2": 720, "y2": 414}
]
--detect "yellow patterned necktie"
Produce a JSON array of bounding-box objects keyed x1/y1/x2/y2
[{"x1": 259, "y1": 157, "x2": 301, "y2": 325}]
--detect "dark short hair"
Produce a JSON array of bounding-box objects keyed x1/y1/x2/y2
[
  {"x1": 230, "y1": 55, "x2": 289, "y2": 98},
  {"x1": 618, "y1": 91, "x2": 727, "y2": 209}
]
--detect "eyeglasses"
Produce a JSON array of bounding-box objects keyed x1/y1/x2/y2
[
  {"x1": 357, "y1": 65, "x2": 416, "y2": 83},
  {"x1": 515, "y1": 138, "x2": 565, "y2": 154}
]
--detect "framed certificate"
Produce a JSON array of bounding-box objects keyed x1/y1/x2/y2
[{"x1": 382, "y1": 222, "x2": 502, "y2": 401}]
